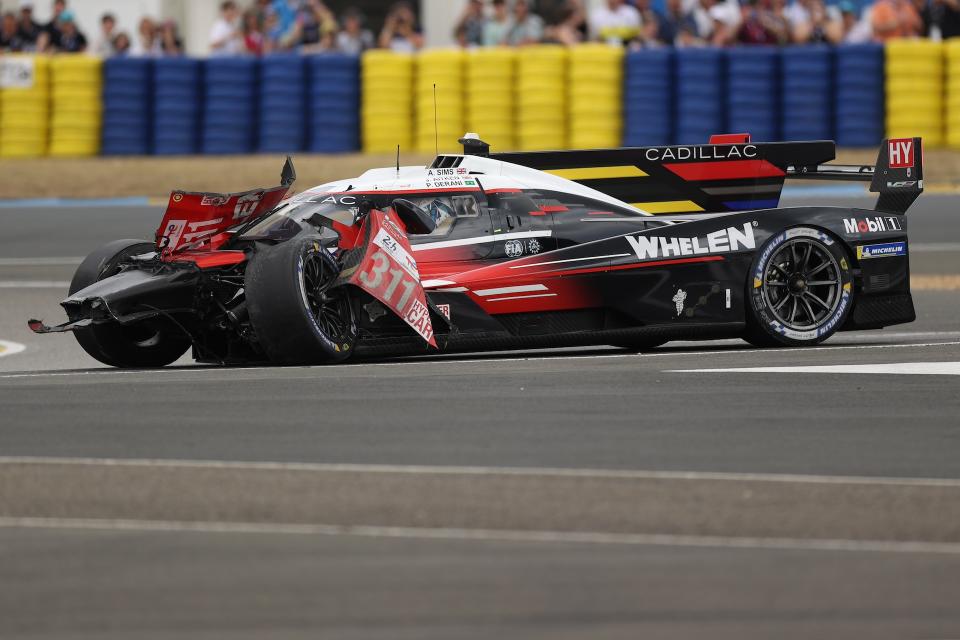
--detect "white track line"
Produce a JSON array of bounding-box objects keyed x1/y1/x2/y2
[
  {"x1": 2, "y1": 456, "x2": 959, "y2": 487},
  {"x1": 1, "y1": 516, "x2": 958, "y2": 555},
  {"x1": 0, "y1": 340, "x2": 25, "y2": 358},
  {"x1": 0, "y1": 281, "x2": 69, "y2": 289},
  {"x1": 2, "y1": 339, "x2": 960, "y2": 380},
  {"x1": 670, "y1": 362, "x2": 960, "y2": 376},
  {"x1": 0, "y1": 257, "x2": 82, "y2": 266}
]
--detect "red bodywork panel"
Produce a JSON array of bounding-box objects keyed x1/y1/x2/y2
[
  {"x1": 155, "y1": 185, "x2": 291, "y2": 259},
  {"x1": 709, "y1": 133, "x2": 752, "y2": 145},
  {"x1": 169, "y1": 250, "x2": 247, "y2": 269}
]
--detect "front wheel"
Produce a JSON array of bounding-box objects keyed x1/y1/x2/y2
[
  {"x1": 70, "y1": 239, "x2": 191, "y2": 368},
  {"x1": 744, "y1": 227, "x2": 854, "y2": 347},
  {"x1": 245, "y1": 236, "x2": 357, "y2": 365}
]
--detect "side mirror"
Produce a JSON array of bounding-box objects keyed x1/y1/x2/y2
[{"x1": 392, "y1": 199, "x2": 436, "y2": 235}]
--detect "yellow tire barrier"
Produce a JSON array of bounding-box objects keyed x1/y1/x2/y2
[
  {"x1": 49, "y1": 55, "x2": 102, "y2": 157},
  {"x1": 946, "y1": 39, "x2": 960, "y2": 148},
  {"x1": 568, "y1": 44, "x2": 623, "y2": 150},
  {"x1": 361, "y1": 51, "x2": 414, "y2": 153},
  {"x1": 0, "y1": 55, "x2": 50, "y2": 157},
  {"x1": 516, "y1": 45, "x2": 568, "y2": 151},
  {"x1": 885, "y1": 38, "x2": 944, "y2": 147},
  {"x1": 414, "y1": 49, "x2": 465, "y2": 154}
]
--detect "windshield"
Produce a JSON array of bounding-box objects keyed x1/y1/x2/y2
[{"x1": 238, "y1": 198, "x2": 358, "y2": 242}]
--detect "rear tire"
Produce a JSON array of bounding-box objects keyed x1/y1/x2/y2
[
  {"x1": 70, "y1": 239, "x2": 191, "y2": 368},
  {"x1": 744, "y1": 227, "x2": 854, "y2": 347},
  {"x1": 245, "y1": 236, "x2": 357, "y2": 365}
]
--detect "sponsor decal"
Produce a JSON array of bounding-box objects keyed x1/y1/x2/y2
[
  {"x1": 527, "y1": 238, "x2": 542, "y2": 254},
  {"x1": 886, "y1": 181, "x2": 918, "y2": 189},
  {"x1": 504, "y1": 239, "x2": 524, "y2": 258},
  {"x1": 372, "y1": 228, "x2": 419, "y2": 279},
  {"x1": 888, "y1": 138, "x2": 914, "y2": 169},
  {"x1": 316, "y1": 195, "x2": 358, "y2": 206},
  {"x1": 725, "y1": 288, "x2": 731, "y2": 309},
  {"x1": 436, "y1": 303, "x2": 451, "y2": 321},
  {"x1": 404, "y1": 298, "x2": 434, "y2": 343},
  {"x1": 233, "y1": 192, "x2": 263, "y2": 221},
  {"x1": 201, "y1": 195, "x2": 228, "y2": 207},
  {"x1": 625, "y1": 222, "x2": 756, "y2": 261},
  {"x1": 645, "y1": 145, "x2": 758, "y2": 162},
  {"x1": 172, "y1": 193, "x2": 183, "y2": 202},
  {"x1": 425, "y1": 168, "x2": 478, "y2": 189},
  {"x1": 161, "y1": 220, "x2": 186, "y2": 250},
  {"x1": 842, "y1": 216, "x2": 902, "y2": 234},
  {"x1": 0, "y1": 57, "x2": 35, "y2": 89},
  {"x1": 856, "y1": 242, "x2": 907, "y2": 260},
  {"x1": 672, "y1": 289, "x2": 687, "y2": 316}
]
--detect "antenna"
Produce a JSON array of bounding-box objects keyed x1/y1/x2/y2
[
  {"x1": 396, "y1": 144, "x2": 400, "y2": 179},
  {"x1": 433, "y1": 83, "x2": 439, "y2": 157}
]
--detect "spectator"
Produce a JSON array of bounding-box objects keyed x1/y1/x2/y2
[
  {"x1": 337, "y1": 9, "x2": 374, "y2": 55},
  {"x1": 209, "y1": 0, "x2": 243, "y2": 55},
  {"x1": 507, "y1": 0, "x2": 544, "y2": 44},
  {"x1": 16, "y1": 1, "x2": 47, "y2": 52},
  {"x1": 55, "y1": 9, "x2": 85, "y2": 52},
  {"x1": 633, "y1": 0, "x2": 667, "y2": 45},
  {"x1": 483, "y1": 0, "x2": 512, "y2": 45},
  {"x1": 378, "y1": 1, "x2": 423, "y2": 52},
  {"x1": 705, "y1": 0, "x2": 742, "y2": 44},
  {"x1": 871, "y1": 0, "x2": 922, "y2": 39},
  {"x1": 242, "y1": 9, "x2": 264, "y2": 55},
  {"x1": 455, "y1": 0, "x2": 487, "y2": 47},
  {"x1": 160, "y1": 19, "x2": 184, "y2": 55},
  {"x1": 545, "y1": 0, "x2": 588, "y2": 45},
  {"x1": 42, "y1": 0, "x2": 65, "y2": 51},
  {"x1": 791, "y1": 0, "x2": 843, "y2": 42},
  {"x1": 133, "y1": 17, "x2": 161, "y2": 56},
  {"x1": 92, "y1": 12, "x2": 116, "y2": 56},
  {"x1": 112, "y1": 31, "x2": 131, "y2": 56},
  {"x1": 300, "y1": 0, "x2": 338, "y2": 52},
  {"x1": 840, "y1": 1, "x2": 873, "y2": 41},
  {"x1": 590, "y1": 0, "x2": 642, "y2": 45},
  {"x1": 929, "y1": 0, "x2": 960, "y2": 38},
  {"x1": 1, "y1": 11, "x2": 24, "y2": 51},
  {"x1": 737, "y1": 0, "x2": 788, "y2": 43},
  {"x1": 657, "y1": 0, "x2": 702, "y2": 44}
]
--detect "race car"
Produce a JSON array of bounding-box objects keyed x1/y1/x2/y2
[{"x1": 30, "y1": 133, "x2": 923, "y2": 367}]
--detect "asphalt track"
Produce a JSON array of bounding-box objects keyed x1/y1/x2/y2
[{"x1": 1, "y1": 193, "x2": 959, "y2": 639}]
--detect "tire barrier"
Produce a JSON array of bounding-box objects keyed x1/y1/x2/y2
[
  {"x1": 101, "y1": 57, "x2": 151, "y2": 155},
  {"x1": 415, "y1": 49, "x2": 465, "y2": 154},
  {"x1": 781, "y1": 45, "x2": 832, "y2": 141},
  {"x1": 569, "y1": 43, "x2": 624, "y2": 149},
  {"x1": 307, "y1": 54, "x2": 360, "y2": 153},
  {"x1": 49, "y1": 55, "x2": 102, "y2": 157},
  {"x1": 947, "y1": 39, "x2": 960, "y2": 149},
  {"x1": 465, "y1": 48, "x2": 515, "y2": 151},
  {"x1": 885, "y1": 38, "x2": 943, "y2": 147},
  {"x1": 675, "y1": 48, "x2": 724, "y2": 145},
  {"x1": 153, "y1": 58, "x2": 202, "y2": 155},
  {"x1": 728, "y1": 47, "x2": 779, "y2": 142},
  {"x1": 516, "y1": 45, "x2": 567, "y2": 151},
  {"x1": 361, "y1": 50, "x2": 414, "y2": 153},
  {"x1": 203, "y1": 57, "x2": 257, "y2": 154},
  {"x1": 0, "y1": 55, "x2": 50, "y2": 157},
  {"x1": 258, "y1": 54, "x2": 305, "y2": 153},
  {"x1": 624, "y1": 49, "x2": 672, "y2": 147},
  {"x1": 835, "y1": 43, "x2": 884, "y2": 147}
]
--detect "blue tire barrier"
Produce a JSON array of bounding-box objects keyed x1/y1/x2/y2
[
  {"x1": 624, "y1": 49, "x2": 673, "y2": 146},
  {"x1": 152, "y1": 58, "x2": 202, "y2": 156},
  {"x1": 307, "y1": 54, "x2": 360, "y2": 153},
  {"x1": 834, "y1": 43, "x2": 885, "y2": 147},
  {"x1": 675, "y1": 48, "x2": 724, "y2": 144},
  {"x1": 726, "y1": 47, "x2": 779, "y2": 141},
  {"x1": 202, "y1": 57, "x2": 257, "y2": 155},
  {"x1": 780, "y1": 45, "x2": 833, "y2": 141},
  {"x1": 101, "y1": 57, "x2": 151, "y2": 155}
]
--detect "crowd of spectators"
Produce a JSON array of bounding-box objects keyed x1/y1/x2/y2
[
  {"x1": 455, "y1": 0, "x2": 960, "y2": 48},
  {"x1": 1, "y1": 0, "x2": 959, "y2": 56}
]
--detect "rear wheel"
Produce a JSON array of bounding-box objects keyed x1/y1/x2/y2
[
  {"x1": 745, "y1": 227, "x2": 854, "y2": 347},
  {"x1": 70, "y1": 239, "x2": 191, "y2": 368},
  {"x1": 245, "y1": 236, "x2": 357, "y2": 365}
]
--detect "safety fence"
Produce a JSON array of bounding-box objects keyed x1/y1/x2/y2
[{"x1": 0, "y1": 40, "x2": 957, "y2": 158}]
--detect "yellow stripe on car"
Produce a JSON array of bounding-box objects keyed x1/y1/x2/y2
[
  {"x1": 631, "y1": 200, "x2": 705, "y2": 214},
  {"x1": 546, "y1": 166, "x2": 648, "y2": 181}
]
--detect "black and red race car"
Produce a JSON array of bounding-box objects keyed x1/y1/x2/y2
[{"x1": 30, "y1": 133, "x2": 923, "y2": 367}]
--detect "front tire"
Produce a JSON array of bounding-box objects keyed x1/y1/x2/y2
[
  {"x1": 744, "y1": 227, "x2": 854, "y2": 347},
  {"x1": 245, "y1": 236, "x2": 357, "y2": 365},
  {"x1": 70, "y1": 239, "x2": 191, "y2": 368}
]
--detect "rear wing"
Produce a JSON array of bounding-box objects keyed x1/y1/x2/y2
[{"x1": 472, "y1": 134, "x2": 922, "y2": 215}]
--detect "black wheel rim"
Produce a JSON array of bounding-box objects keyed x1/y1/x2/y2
[
  {"x1": 762, "y1": 238, "x2": 842, "y2": 332},
  {"x1": 300, "y1": 250, "x2": 351, "y2": 342}
]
